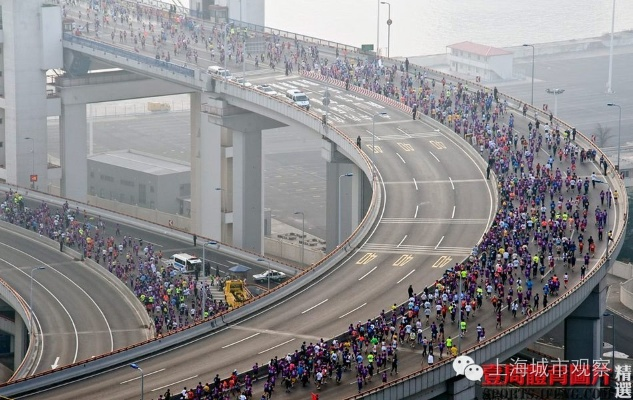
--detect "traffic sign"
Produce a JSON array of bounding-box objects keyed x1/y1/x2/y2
[
  {"x1": 322, "y1": 97, "x2": 330, "y2": 106},
  {"x1": 30, "y1": 174, "x2": 38, "y2": 182},
  {"x1": 387, "y1": 19, "x2": 392, "y2": 26}
]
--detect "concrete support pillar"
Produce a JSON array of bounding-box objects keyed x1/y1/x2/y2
[
  {"x1": 325, "y1": 160, "x2": 355, "y2": 252},
  {"x1": 446, "y1": 376, "x2": 476, "y2": 400},
  {"x1": 2, "y1": 0, "x2": 51, "y2": 189},
  {"x1": 13, "y1": 313, "x2": 25, "y2": 370},
  {"x1": 232, "y1": 130, "x2": 263, "y2": 254},
  {"x1": 60, "y1": 103, "x2": 88, "y2": 202},
  {"x1": 195, "y1": 97, "x2": 285, "y2": 249},
  {"x1": 191, "y1": 94, "x2": 226, "y2": 242},
  {"x1": 565, "y1": 282, "x2": 607, "y2": 362}
]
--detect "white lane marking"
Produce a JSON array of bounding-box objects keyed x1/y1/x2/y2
[
  {"x1": 413, "y1": 178, "x2": 418, "y2": 190},
  {"x1": 396, "y1": 153, "x2": 406, "y2": 163},
  {"x1": 258, "y1": 338, "x2": 295, "y2": 354},
  {"x1": 121, "y1": 368, "x2": 165, "y2": 384},
  {"x1": 83, "y1": 166, "x2": 392, "y2": 382},
  {"x1": 221, "y1": 332, "x2": 261, "y2": 349},
  {"x1": 384, "y1": 179, "x2": 483, "y2": 185},
  {"x1": 339, "y1": 303, "x2": 367, "y2": 319},
  {"x1": 397, "y1": 269, "x2": 416, "y2": 284},
  {"x1": 301, "y1": 299, "x2": 329, "y2": 314},
  {"x1": 435, "y1": 236, "x2": 445, "y2": 249},
  {"x1": 449, "y1": 176, "x2": 455, "y2": 190},
  {"x1": 381, "y1": 217, "x2": 487, "y2": 224},
  {"x1": 152, "y1": 375, "x2": 199, "y2": 392},
  {"x1": 358, "y1": 266, "x2": 377, "y2": 281},
  {"x1": 51, "y1": 356, "x2": 60, "y2": 369},
  {"x1": 396, "y1": 127, "x2": 411, "y2": 138},
  {"x1": 452, "y1": 206, "x2": 456, "y2": 219},
  {"x1": 414, "y1": 205, "x2": 419, "y2": 218},
  {"x1": 397, "y1": 235, "x2": 408, "y2": 247},
  {"x1": 429, "y1": 151, "x2": 440, "y2": 162},
  {"x1": 0, "y1": 255, "x2": 80, "y2": 366}
]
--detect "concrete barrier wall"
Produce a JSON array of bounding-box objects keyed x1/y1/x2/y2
[
  {"x1": 620, "y1": 279, "x2": 633, "y2": 310},
  {"x1": 264, "y1": 237, "x2": 324, "y2": 266},
  {"x1": 86, "y1": 195, "x2": 192, "y2": 232},
  {"x1": 612, "y1": 261, "x2": 633, "y2": 280}
]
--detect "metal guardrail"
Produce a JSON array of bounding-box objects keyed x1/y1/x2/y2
[
  {"x1": 320, "y1": 60, "x2": 629, "y2": 399},
  {"x1": 125, "y1": 0, "x2": 361, "y2": 53},
  {"x1": 0, "y1": 273, "x2": 39, "y2": 381},
  {"x1": 0, "y1": 77, "x2": 382, "y2": 397},
  {"x1": 24, "y1": 3, "x2": 630, "y2": 397},
  {"x1": 62, "y1": 33, "x2": 195, "y2": 78}
]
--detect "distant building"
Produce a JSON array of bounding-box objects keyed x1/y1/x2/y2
[
  {"x1": 447, "y1": 41, "x2": 513, "y2": 81},
  {"x1": 602, "y1": 147, "x2": 633, "y2": 188},
  {"x1": 88, "y1": 150, "x2": 191, "y2": 215}
]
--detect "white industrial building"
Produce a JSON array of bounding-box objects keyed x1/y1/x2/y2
[
  {"x1": 88, "y1": 150, "x2": 191, "y2": 215},
  {"x1": 447, "y1": 41, "x2": 513, "y2": 81}
]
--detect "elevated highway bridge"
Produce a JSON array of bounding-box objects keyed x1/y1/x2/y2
[{"x1": 0, "y1": 1, "x2": 627, "y2": 399}]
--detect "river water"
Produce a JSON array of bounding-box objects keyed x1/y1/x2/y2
[{"x1": 264, "y1": 0, "x2": 633, "y2": 57}]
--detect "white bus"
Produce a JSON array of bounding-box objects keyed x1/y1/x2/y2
[{"x1": 169, "y1": 253, "x2": 202, "y2": 274}]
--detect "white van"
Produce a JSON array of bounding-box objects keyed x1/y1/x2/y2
[
  {"x1": 169, "y1": 253, "x2": 202, "y2": 274},
  {"x1": 207, "y1": 65, "x2": 232, "y2": 79},
  {"x1": 286, "y1": 89, "x2": 310, "y2": 110}
]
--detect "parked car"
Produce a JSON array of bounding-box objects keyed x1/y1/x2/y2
[
  {"x1": 232, "y1": 77, "x2": 252, "y2": 87},
  {"x1": 253, "y1": 269, "x2": 287, "y2": 283},
  {"x1": 256, "y1": 84, "x2": 278, "y2": 96}
]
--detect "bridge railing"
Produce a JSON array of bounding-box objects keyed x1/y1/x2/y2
[
  {"x1": 0, "y1": 76, "x2": 383, "y2": 397},
  {"x1": 62, "y1": 33, "x2": 194, "y2": 78},
  {"x1": 119, "y1": 0, "x2": 361, "y2": 53},
  {"x1": 321, "y1": 60, "x2": 629, "y2": 399},
  {"x1": 0, "y1": 273, "x2": 39, "y2": 381}
]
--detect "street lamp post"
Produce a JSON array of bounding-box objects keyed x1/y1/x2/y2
[
  {"x1": 607, "y1": 103, "x2": 622, "y2": 172},
  {"x1": 545, "y1": 88, "x2": 565, "y2": 118},
  {"x1": 215, "y1": 187, "x2": 226, "y2": 241},
  {"x1": 202, "y1": 240, "x2": 217, "y2": 278},
  {"x1": 130, "y1": 363, "x2": 144, "y2": 400},
  {"x1": 236, "y1": 0, "x2": 246, "y2": 83},
  {"x1": 376, "y1": 0, "x2": 380, "y2": 57},
  {"x1": 607, "y1": 0, "x2": 616, "y2": 93},
  {"x1": 380, "y1": 2, "x2": 391, "y2": 58},
  {"x1": 29, "y1": 266, "x2": 45, "y2": 324},
  {"x1": 338, "y1": 173, "x2": 353, "y2": 244},
  {"x1": 294, "y1": 211, "x2": 305, "y2": 265},
  {"x1": 522, "y1": 44, "x2": 535, "y2": 105},
  {"x1": 256, "y1": 258, "x2": 272, "y2": 291},
  {"x1": 457, "y1": 270, "x2": 463, "y2": 354},
  {"x1": 24, "y1": 137, "x2": 35, "y2": 188},
  {"x1": 603, "y1": 312, "x2": 616, "y2": 379},
  {"x1": 223, "y1": 22, "x2": 230, "y2": 88}
]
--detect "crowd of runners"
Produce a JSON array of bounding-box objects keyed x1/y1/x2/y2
[
  {"x1": 3, "y1": 1, "x2": 615, "y2": 399},
  {"x1": 0, "y1": 190, "x2": 233, "y2": 336}
]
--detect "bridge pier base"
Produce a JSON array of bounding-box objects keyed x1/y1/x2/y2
[
  {"x1": 193, "y1": 96, "x2": 284, "y2": 253},
  {"x1": 564, "y1": 280, "x2": 607, "y2": 362},
  {"x1": 60, "y1": 103, "x2": 88, "y2": 202},
  {"x1": 323, "y1": 139, "x2": 364, "y2": 252},
  {"x1": 232, "y1": 129, "x2": 263, "y2": 253},
  {"x1": 13, "y1": 313, "x2": 25, "y2": 372},
  {"x1": 445, "y1": 376, "x2": 476, "y2": 400}
]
